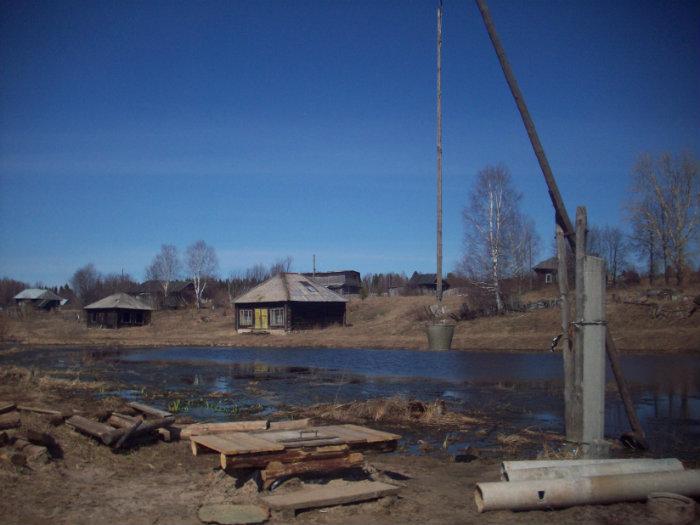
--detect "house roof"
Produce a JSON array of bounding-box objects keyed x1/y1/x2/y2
[
  {"x1": 409, "y1": 273, "x2": 450, "y2": 286},
  {"x1": 84, "y1": 293, "x2": 154, "y2": 310},
  {"x1": 130, "y1": 280, "x2": 194, "y2": 295},
  {"x1": 533, "y1": 257, "x2": 559, "y2": 272},
  {"x1": 300, "y1": 271, "x2": 361, "y2": 288},
  {"x1": 234, "y1": 273, "x2": 348, "y2": 304},
  {"x1": 14, "y1": 288, "x2": 64, "y2": 301}
]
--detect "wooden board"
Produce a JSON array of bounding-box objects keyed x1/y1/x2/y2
[
  {"x1": 342, "y1": 424, "x2": 400, "y2": 443},
  {"x1": 268, "y1": 419, "x2": 310, "y2": 430},
  {"x1": 261, "y1": 480, "x2": 399, "y2": 512},
  {"x1": 0, "y1": 403, "x2": 16, "y2": 415},
  {"x1": 127, "y1": 402, "x2": 172, "y2": 418},
  {"x1": 191, "y1": 432, "x2": 284, "y2": 456},
  {"x1": 181, "y1": 420, "x2": 268, "y2": 439}
]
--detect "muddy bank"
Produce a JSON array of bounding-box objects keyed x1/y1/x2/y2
[
  {"x1": 1, "y1": 366, "x2": 693, "y2": 525},
  {"x1": 3, "y1": 293, "x2": 700, "y2": 352}
]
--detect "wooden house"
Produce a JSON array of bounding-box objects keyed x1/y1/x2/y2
[
  {"x1": 533, "y1": 257, "x2": 558, "y2": 285},
  {"x1": 234, "y1": 273, "x2": 347, "y2": 333},
  {"x1": 14, "y1": 288, "x2": 66, "y2": 311},
  {"x1": 408, "y1": 272, "x2": 451, "y2": 295},
  {"x1": 300, "y1": 270, "x2": 361, "y2": 296},
  {"x1": 128, "y1": 280, "x2": 195, "y2": 309},
  {"x1": 84, "y1": 293, "x2": 153, "y2": 328}
]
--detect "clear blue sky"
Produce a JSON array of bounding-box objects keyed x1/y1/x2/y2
[{"x1": 1, "y1": 0, "x2": 698, "y2": 285}]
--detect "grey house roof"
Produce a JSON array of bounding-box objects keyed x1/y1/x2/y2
[
  {"x1": 234, "y1": 273, "x2": 348, "y2": 304},
  {"x1": 300, "y1": 271, "x2": 361, "y2": 289},
  {"x1": 533, "y1": 257, "x2": 558, "y2": 272},
  {"x1": 14, "y1": 288, "x2": 64, "y2": 301},
  {"x1": 84, "y1": 293, "x2": 154, "y2": 311}
]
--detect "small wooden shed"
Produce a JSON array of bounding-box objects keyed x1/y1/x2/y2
[
  {"x1": 14, "y1": 288, "x2": 66, "y2": 311},
  {"x1": 234, "y1": 273, "x2": 348, "y2": 333},
  {"x1": 84, "y1": 293, "x2": 153, "y2": 328}
]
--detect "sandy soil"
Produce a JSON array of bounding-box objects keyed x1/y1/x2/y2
[
  {"x1": 1, "y1": 366, "x2": 697, "y2": 525},
  {"x1": 2, "y1": 286, "x2": 699, "y2": 352}
]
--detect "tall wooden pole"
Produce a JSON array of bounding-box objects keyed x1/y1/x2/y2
[
  {"x1": 436, "y1": 1, "x2": 444, "y2": 302},
  {"x1": 474, "y1": 0, "x2": 647, "y2": 446}
]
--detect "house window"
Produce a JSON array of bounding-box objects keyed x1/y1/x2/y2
[
  {"x1": 269, "y1": 307, "x2": 285, "y2": 327},
  {"x1": 121, "y1": 311, "x2": 132, "y2": 324},
  {"x1": 239, "y1": 309, "x2": 253, "y2": 327},
  {"x1": 301, "y1": 282, "x2": 318, "y2": 293},
  {"x1": 545, "y1": 273, "x2": 553, "y2": 284}
]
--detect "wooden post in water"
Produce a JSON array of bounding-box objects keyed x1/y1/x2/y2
[{"x1": 435, "y1": 0, "x2": 444, "y2": 303}]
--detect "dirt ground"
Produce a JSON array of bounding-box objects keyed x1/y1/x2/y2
[
  {"x1": 2, "y1": 285, "x2": 699, "y2": 352},
  {"x1": 1, "y1": 365, "x2": 696, "y2": 525}
]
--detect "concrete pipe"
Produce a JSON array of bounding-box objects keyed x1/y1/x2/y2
[
  {"x1": 502, "y1": 458, "x2": 642, "y2": 479},
  {"x1": 503, "y1": 458, "x2": 685, "y2": 482},
  {"x1": 475, "y1": 469, "x2": 700, "y2": 513}
]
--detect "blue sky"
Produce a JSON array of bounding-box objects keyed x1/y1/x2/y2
[{"x1": 1, "y1": 0, "x2": 698, "y2": 285}]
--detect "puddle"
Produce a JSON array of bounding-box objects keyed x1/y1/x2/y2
[{"x1": 2, "y1": 346, "x2": 698, "y2": 459}]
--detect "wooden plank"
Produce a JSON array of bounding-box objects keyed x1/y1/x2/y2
[
  {"x1": 0, "y1": 403, "x2": 16, "y2": 415},
  {"x1": 341, "y1": 424, "x2": 401, "y2": 443},
  {"x1": 65, "y1": 415, "x2": 117, "y2": 444},
  {"x1": 278, "y1": 437, "x2": 345, "y2": 448},
  {"x1": 17, "y1": 405, "x2": 62, "y2": 417},
  {"x1": 268, "y1": 419, "x2": 310, "y2": 430},
  {"x1": 127, "y1": 402, "x2": 172, "y2": 418},
  {"x1": 313, "y1": 425, "x2": 369, "y2": 445},
  {"x1": 190, "y1": 432, "x2": 283, "y2": 456},
  {"x1": 114, "y1": 416, "x2": 143, "y2": 449},
  {"x1": 108, "y1": 414, "x2": 138, "y2": 429},
  {"x1": 180, "y1": 420, "x2": 269, "y2": 439},
  {"x1": 0, "y1": 411, "x2": 20, "y2": 430},
  {"x1": 261, "y1": 452, "x2": 364, "y2": 490},
  {"x1": 220, "y1": 445, "x2": 350, "y2": 470},
  {"x1": 261, "y1": 480, "x2": 399, "y2": 512}
]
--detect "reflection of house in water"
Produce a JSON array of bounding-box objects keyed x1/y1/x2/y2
[
  {"x1": 14, "y1": 288, "x2": 67, "y2": 311},
  {"x1": 234, "y1": 273, "x2": 347, "y2": 333},
  {"x1": 84, "y1": 293, "x2": 153, "y2": 328}
]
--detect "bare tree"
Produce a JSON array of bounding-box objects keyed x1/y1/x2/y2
[
  {"x1": 70, "y1": 263, "x2": 101, "y2": 305},
  {"x1": 508, "y1": 215, "x2": 540, "y2": 291},
  {"x1": 145, "y1": 244, "x2": 181, "y2": 298},
  {"x1": 245, "y1": 263, "x2": 269, "y2": 284},
  {"x1": 459, "y1": 165, "x2": 526, "y2": 312},
  {"x1": 185, "y1": 241, "x2": 218, "y2": 309},
  {"x1": 598, "y1": 226, "x2": 628, "y2": 287},
  {"x1": 628, "y1": 152, "x2": 699, "y2": 285},
  {"x1": 269, "y1": 256, "x2": 293, "y2": 275}
]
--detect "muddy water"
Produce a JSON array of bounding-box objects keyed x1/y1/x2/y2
[{"x1": 3, "y1": 346, "x2": 699, "y2": 458}]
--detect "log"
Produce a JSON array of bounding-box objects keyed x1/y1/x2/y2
[
  {"x1": 269, "y1": 419, "x2": 310, "y2": 430},
  {"x1": 0, "y1": 402, "x2": 16, "y2": 415},
  {"x1": 157, "y1": 427, "x2": 172, "y2": 442},
  {"x1": 0, "y1": 411, "x2": 20, "y2": 430},
  {"x1": 114, "y1": 416, "x2": 143, "y2": 449},
  {"x1": 106, "y1": 416, "x2": 174, "y2": 447},
  {"x1": 220, "y1": 444, "x2": 351, "y2": 470},
  {"x1": 0, "y1": 431, "x2": 8, "y2": 447},
  {"x1": 261, "y1": 452, "x2": 365, "y2": 490},
  {"x1": 475, "y1": 470, "x2": 700, "y2": 513},
  {"x1": 180, "y1": 420, "x2": 269, "y2": 439},
  {"x1": 127, "y1": 402, "x2": 172, "y2": 418},
  {"x1": 16, "y1": 405, "x2": 62, "y2": 416},
  {"x1": 107, "y1": 413, "x2": 139, "y2": 429},
  {"x1": 26, "y1": 429, "x2": 59, "y2": 450},
  {"x1": 0, "y1": 450, "x2": 27, "y2": 467},
  {"x1": 66, "y1": 415, "x2": 118, "y2": 444}
]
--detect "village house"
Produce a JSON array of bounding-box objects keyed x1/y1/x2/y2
[
  {"x1": 84, "y1": 292, "x2": 153, "y2": 328},
  {"x1": 14, "y1": 288, "x2": 66, "y2": 311},
  {"x1": 128, "y1": 280, "x2": 195, "y2": 309},
  {"x1": 300, "y1": 270, "x2": 361, "y2": 296},
  {"x1": 234, "y1": 273, "x2": 347, "y2": 333},
  {"x1": 407, "y1": 272, "x2": 451, "y2": 295},
  {"x1": 533, "y1": 256, "x2": 558, "y2": 285}
]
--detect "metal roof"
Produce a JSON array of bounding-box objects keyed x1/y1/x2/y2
[
  {"x1": 14, "y1": 288, "x2": 64, "y2": 301},
  {"x1": 234, "y1": 273, "x2": 348, "y2": 304},
  {"x1": 84, "y1": 293, "x2": 154, "y2": 310}
]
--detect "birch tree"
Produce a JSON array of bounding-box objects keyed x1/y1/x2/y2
[
  {"x1": 146, "y1": 244, "x2": 181, "y2": 299},
  {"x1": 185, "y1": 240, "x2": 218, "y2": 308},
  {"x1": 459, "y1": 165, "x2": 526, "y2": 312},
  {"x1": 628, "y1": 152, "x2": 699, "y2": 285}
]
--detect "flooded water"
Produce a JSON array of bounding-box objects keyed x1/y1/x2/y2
[{"x1": 3, "y1": 346, "x2": 699, "y2": 458}]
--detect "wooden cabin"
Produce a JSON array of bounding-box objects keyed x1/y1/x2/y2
[
  {"x1": 128, "y1": 280, "x2": 196, "y2": 309},
  {"x1": 84, "y1": 293, "x2": 153, "y2": 328},
  {"x1": 533, "y1": 257, "x2": 558, "y2": 285},
  {"x1": 408, "y1": 272, "x2": 451, "y2": 295},
  {"x1": 14, "y1": 288, "x2": 66, "y2": 311},
  {"x1": 234, "y1": 273, "x2": 347, "y2": 333}
]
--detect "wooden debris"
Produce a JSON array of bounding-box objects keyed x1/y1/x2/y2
[
  {"x1": 261, "y1": 480, "x2": 399, "y2": 516},
  {"x1": 0, "y1": 402, "x2": 16, "y2": 415},
  {"x1": 181, "y1": 420, "x2": 268, "y2": 439},
  {"x1": 197, "y1": 503, "x2": 269, "y2": 525},
  {"x1": 66, "y1": 415, "x2": 118, "y2": 444},
  {"x1": 16, "y1": 405, "x2": 62, "y2": 416},
  {"x1": 220, "y1": 444, "x2": 350, "y2": 470},
  {"x1": 156, "y1": 427, "x2": 172, "y2": 442},
  {"x1": 269, "y1": 418, "x2": 310, "y2": 430},
  {"x1": 0, "y1": 450, "x2": 27, "y2": 467},
  {"x1": 0, "y1": 411, "x2": 20, "y2": 430},
  {"x1": 127, "y1": 402, "x2": 172, "y2": 418},
  {"x1": 26, "y1": 429, "x2": 58, "y2": 450},
  {"x1": 114, "y1": 416, "x2": 143, "y2": 450},
  {"x1": 261, "y1": 452, "x2": 365, "y2": 490},
  {"x1": 0, "y1": 431, "x2": 9, "y2": 447},
  {"x1": 107, "y1": 413, "x2": 139, "y2": 429}
]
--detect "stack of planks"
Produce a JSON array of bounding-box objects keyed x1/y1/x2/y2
[
  {"x1": 66, "y1": 401, "x2": 175, "y2": 450},
  {"x1": 188, "y1": 420, "x2": 400, "y2": 490}
]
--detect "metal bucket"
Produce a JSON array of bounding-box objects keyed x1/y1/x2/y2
[{"x1": 427, "y1": 323, "x2": 455, "y2": 351}]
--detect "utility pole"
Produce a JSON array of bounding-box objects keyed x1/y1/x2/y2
[{"x1": 436, "y1": 0, "x2": 444, "y2": 303}]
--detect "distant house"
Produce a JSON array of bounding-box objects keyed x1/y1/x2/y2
[
  {"x1": 234, "y1": 273, "x2": 347, "y2": 333},
  {"x1": 128, "y1": 280, "x2": 195, "y2": 309},
  {"x1": 14, "y1": 289, "x2": 66, "y2": 311},
  {"x1": 407, "y1": 272, "x2": 451, "y2": 295},
  {"x1": 533, "y1": 257, "x2": 558, "y2": 285},
  {"x1": 84, "y1": 293, "x2": 153, "y2": 328},
  {"x1": 300, "y1": 270, "x2": 361, "y2": 296}
]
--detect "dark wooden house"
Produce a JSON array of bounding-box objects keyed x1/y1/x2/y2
[
  {"x1": 14, "y1": 288, "x2": 66, "y2": 311},
  {"x1": 84, "y1": 293, "x2": 153, "y2": 328},
  {"x1": 128, "y1": 280, "x2": 195, "y2": 309},
  {"x1": 300, "y1": 270, "x2": 361, "y2": 296},
  {"x1": 533, "y1": 257, "x2": 558, "y2": 285},
  {"x1": 408, "y1": 272, "x2": 451, "y2": 295},
  {"x1": 234, "y1": 273, "x2": 347, "y2": 333}
]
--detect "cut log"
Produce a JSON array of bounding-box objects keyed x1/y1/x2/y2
[
  {"x1": 114, "y1": 416, "x2": 143, "y2": 450},
  {"x1": 107, "y1": 416, "x2": 174, "y2": 446},
  {"x1": 26, "y1": 429, "x2": 58, "y2": 449},
  {"x1": 0, "y1": 402, "x2": 16, "y2": 415},
  {"x1": 261, "y1": 452, "x2": 365, "y2": 490},
  {"x1": 181, "y1": 420, "x2": 269, "y2": 439},
  {"x1": 13, "y1": 438, "x2": 49, "y2": 464},
  {"x1": 220, "y1": 444, "x2": 350, "y2": 470},
  {"x1": 269, "y1": 419, "x2": 310, "y2": 430},
  {"x1": 107, "y1": 413, "x2": 139, "y2": 429},
  {"x1": 0, "y1": 411, "x2": 20, "y2": 430},
  {"x1": 157, "y1": 427, "x2": 172, "y2": 442},
  {"x1": 66, "y1": 415, "x2": 119, "y2": 444},
  {"x1": 261, "y1": 480, "x2": 399, "y2": 514},
  {"x1": 0, "y1": 450, "x2": 27, "y2": 467},
  {"x1": 127, "y1": 402, "x2": 172, "y2": 418}
]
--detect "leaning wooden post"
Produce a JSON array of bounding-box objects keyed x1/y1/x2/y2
[
  {"x1": 580, "y1": 255, "x2": 607, "y2": 456},
  {"x1": 556, "y1": 223, "x2": 578, "y2": 442}
]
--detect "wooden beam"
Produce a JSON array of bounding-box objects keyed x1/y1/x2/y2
[
  {"x1": 261, "y1": 453, "x2": 365, "y2": 490},
  {"x1": 220, "y1": 444, "x2": 350, "y2": 470},
  {"x1": 127, "y1": 402, "x2": 172, "y2": 418},
  {"x1": 180, "y1": 420, "x2": 269, "y2": 439},
  {"x1": 114, "y1": 416, "x2": 143, "y2": 450}
]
